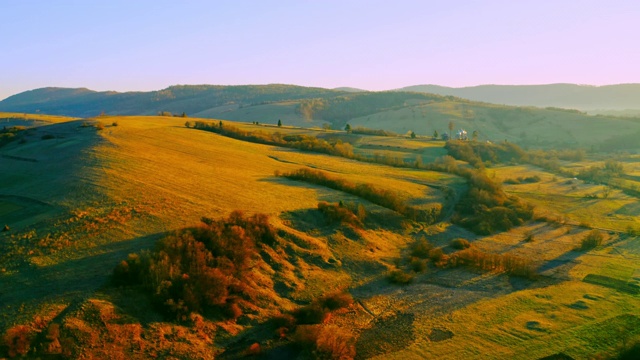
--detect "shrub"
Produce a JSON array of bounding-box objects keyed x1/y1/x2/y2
[
  {"x1": 272, "y1": 313, "x2": 297, "y2": 329},
  {"x1": 292, "y1": 325, "x2": 355, "y2": 360},
  {"x1": 95, "y1": 122, "x2": 105, "y2": 130},
  {"x1": 223, "y1": 300, "x2": 243, "y2": 320},
  {"x1": 387, "y1": 269, "x2": 414, "y2": 284},
  {"x1": 451, "y1": 238, "x2": 471, "y2": 249},
  {"x1": 317, "y1": 201, "x2": 362, "y2": 227},
  {"x1": 319, "y1": 291, "x2": 353, "y2": 311},
  {"x1": 293, "y1": 303, "x2": 330, "y2": 325},
  {"x1": 411, "y1": 238, "x2": 434, "y2": 258},
  {"x1": 428, "y1": 248, "x2": 444, "y2": 262},
  {"x1": 409, "y1": 257, "x2": 427, "y2": 272},
  {"x1": 112, "y1": 121, "x2": 119, "y2": 127},
  {"x1": 580, "y1": 230, "x2": 604, "y2": 250},
  {"x1": 448, "y1": 248, "x2": 537, "y2": 279},
  {"x1": 3, "y1": 325, "x2": 33, "y2": 357},
  {"x1": 112, "y1": 211, "x2": 277, "y2": 320},
  {"x1": 246, "y1": 342, "x2": 261, "y2": 356}
]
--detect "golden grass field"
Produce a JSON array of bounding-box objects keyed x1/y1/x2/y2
[{"x1": 0, "y1": 113, "x2": 638, "y2": 359}]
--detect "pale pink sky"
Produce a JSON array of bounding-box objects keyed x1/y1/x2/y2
[{"x1": 1, "y1": 0, "x2": 639, "y2": 99}]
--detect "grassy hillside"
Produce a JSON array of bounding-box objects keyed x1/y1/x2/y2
[
  {"x1": 1, "y1": 114, "x2": 638, "y2": 359},
  {"x1": 4, "y1": 86, "x2": 640, "y2": 150},
  {"x1": 0, "y1": 85, "x2": 345, "y2": 118},
  {"x1": 398, "y1": 83, "x2": 640, "y2": 112},
  {"x1": 347, "y1": 100, "x2": 640, "y2": 149}
]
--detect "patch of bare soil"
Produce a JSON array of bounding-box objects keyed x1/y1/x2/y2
[
  {"x1": 355, "y1": 312, "x2": 415, "y2": 359},
  {"x1": 428, "y1": 327, "x2": 453, "y2": 342}
]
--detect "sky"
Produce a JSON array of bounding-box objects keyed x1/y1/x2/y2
[{"x1": 1, "y1": 0, "x2": 639, "y2": 100}]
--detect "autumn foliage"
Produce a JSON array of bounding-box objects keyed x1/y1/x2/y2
[{"x1": 112, "y1": 211, "x2": 277, "y2": 321}]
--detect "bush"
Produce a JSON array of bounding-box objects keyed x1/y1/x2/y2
[
  {"x1": 451, "y1": 238, "x2": 471, "y2": 249},
  {"x1": 580, "y1": 230, "x2": 604, "y2": 250},
  {"x1": 317, "y1": 201, "x2": 362, "y2": 227},
  {"x1": 223, "y1": 300, "x2": 243, "y2": 320},
  {"x1": 292, "y1": 325, "x2": 355, "y2": 360},
  {"x1": 246, "y1": 342, "x2": 261, "y2": 356},
  {"x1": 112, "y1": 121, "x2": 119, "y2": 127},
  {"x1": 293, "y1": 303, "x2": 330, "y2": 325},
  {"x1": 319, "y1": 291, "x2": 353, "y2": 311},
  {"x1": 388, "y1": 270, "x2": 414, "y2": 284},
  {"x1": 95, "y1": 122, "x2": 105, "y2": 130},
  {"x1": 3, "y1": 325, "x2": 33, "y2": 357},
  {"x1": 524, "y1": 232, "x2": 535, "y2": 242},
  {"x1": 112, "y1": 211, "x2": 277, "y2": 320},
  {"x1": 411, "y1": 238, "x2": 434, "y2": 258},
  {"x1": 428, "y1": 248, "x2": 445, "y2": 262},
  {"x1": 409, "y1": 257, "x2": 427, "y2": 272},
  {"x1": 448, "y1": 248, "x2": 537, "y2": 280}
]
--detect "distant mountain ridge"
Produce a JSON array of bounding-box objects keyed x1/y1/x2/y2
[
  {"x1": 0, "y1": 84, "x2": 347, "y2": 118},
  {"x1": 396, "y1": 83, "x2": 640, "y2": 112}
]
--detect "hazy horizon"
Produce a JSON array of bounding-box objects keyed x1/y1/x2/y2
[
  {"x1": 2, "y1": 0, "x2": 639, "y2": 100},
  {"x1": 5, "y1": 81, "x2": 640, "y2": 101}
]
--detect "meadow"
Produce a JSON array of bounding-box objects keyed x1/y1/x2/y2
[{"x1": 0, "y1": 112, "x2": 638, "y2": 359}]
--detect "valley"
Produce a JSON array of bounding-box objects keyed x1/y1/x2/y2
[{"x1": 1, "y1": 112, "x2": 638, "y2": 359}]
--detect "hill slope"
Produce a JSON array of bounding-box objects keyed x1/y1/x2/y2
[
  {"x1": 0, "y1": 85, "x2": 345, "y2": 118},
  {"x1": 397, "y1": 83, "x2": 640, "y2": 113},
  {"x1": 2, "y1": 86, "x2": 640, "y2": 150},
  {"x1": 1, "y1": 115, "x2": 639, "y2": 359}
]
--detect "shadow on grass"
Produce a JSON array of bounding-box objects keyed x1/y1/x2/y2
[
  {"x1": 0, "y1": 232, "x2": 166, "y2": 332},
  {"x1": 537, "y1": 247, "x2": 583, "y2": 279}
]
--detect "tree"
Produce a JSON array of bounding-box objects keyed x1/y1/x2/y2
[
  {"x1": 277, "y1": 119, "x2": 282, "y2": 127},
  {"x1": 185, "y1": 121, "x2": 191, "y2": 128},
  {"x1": 182, "y1": 112, "x2": 187, "y2": 118},
  {"x1": 433, "y1": 130, "x2": 438, "y2": 139},
  {"x1": 344, "y1": 123, "x2": 351, "y2": 133},
  {"x1": 410, "y1": 131, "x2": 416, "y2": 139},
  {"x1": 219, "y1": 121, "x2": 223, "y2": 129},
  {"x1": 472, "y1": 130, "x2": 478, "y2": 141},
  {"x1": 448, "y1": 121, "x2": 454, "y2": 139}
]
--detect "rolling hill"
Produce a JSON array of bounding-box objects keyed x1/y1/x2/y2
[
  {"x1": 1, "y1": 113, "x2": 639, "y2": 359},
  {"x1": 2, "y1": 85, "x2": 640, "y2": 150},
  {"x1": 397, "y1": 83, "x2": 640, "y2": 114}
]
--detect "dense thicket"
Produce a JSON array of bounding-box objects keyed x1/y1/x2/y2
[
  {"x1": 192, "y1": 121, "x2": 356, "y2": 158},
  {"x1": 112, "y1": 211, "x2": 276, "y2": 321},
  {"x1": 278, "y1": 168, "x2": 442, "y2": 224},
  {"x1": 429, "y1": 156, "x2": 534, "y2": 234},
  {"x1": 350, "y1": 126, "x2": 396, "y2": 136},
  {"x1": 317, "y1": 201, "x2": 365, "y2": 227},
  {"x1": 448, "y1": 248, "x2": 537, "y2": 279},
  {"x1": 444, "y1": 140, "x2": 527, "y2": 168}
]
